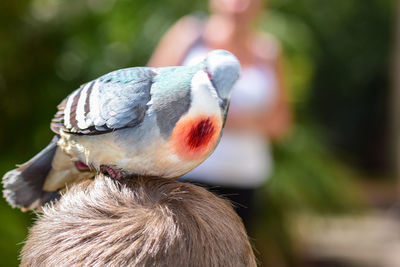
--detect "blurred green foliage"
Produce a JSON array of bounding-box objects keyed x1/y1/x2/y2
[
  {"x1": 257, "y1": 1, "x2": 394, "y2": 264},
  {"x1": 264, "y1": 0, "x2": 396, "y2": 171},
  {"x1": 0, "y1": 0, "x2": 395, "y2": 265}
]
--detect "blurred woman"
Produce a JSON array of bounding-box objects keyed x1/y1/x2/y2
[{"x1": 148, "y1": 0, "x2": 291, "y2": 228}]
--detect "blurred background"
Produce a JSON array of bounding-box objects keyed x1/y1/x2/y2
[{"x1": 0, "y1": 0, "x2": 398, "y2": 266}]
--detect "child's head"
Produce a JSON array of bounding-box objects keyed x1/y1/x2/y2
[{"x1": 21, "y1": 175, "x2": 256, "y2": 266}]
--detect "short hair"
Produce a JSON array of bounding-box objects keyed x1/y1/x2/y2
[{"x1": 21, "y1": 175, "x2": 256, "y2": 266}]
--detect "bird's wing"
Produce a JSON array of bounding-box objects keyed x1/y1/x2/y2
[{"x1": 51, "y1": 67, "x2": 156, "y2": 135}]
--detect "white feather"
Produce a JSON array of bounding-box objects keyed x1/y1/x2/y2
[
  {"x1": 189, "y1": 70, "x2": 221, "y2": 117},
  {"x1": 76, "y1": 83, "x2": 91, "y2": 129},
  {"x1": 64, "y1": 90, "x2": 80, "y2": 129},
  {"x1": 87, "y1": 81, "x2": 103, "y2": 126}
]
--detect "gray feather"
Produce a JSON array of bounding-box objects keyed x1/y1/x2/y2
[
  {"x1": 154, "y1": 89, "x2": 191, "y2": 138},
  {"x1": 151, "y1": 66, "x2": 196, "y2": 138},
  {"x1": 51, "y1": 67, "x2": 156, "y2": 135},
  {"x1": 2, "y1": 136, "x2": 60, "y2": 209}
]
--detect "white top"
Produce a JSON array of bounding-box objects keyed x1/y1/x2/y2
[{"x1": 182, "y1": 42, "x2": 278, "y2": 188}]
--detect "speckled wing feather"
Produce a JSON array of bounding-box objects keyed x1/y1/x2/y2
[{"x1": 51, "y1": 67, "x2": 156, "y2": 135}]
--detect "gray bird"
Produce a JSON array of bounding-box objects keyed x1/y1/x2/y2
[{"x1": 2, "y1": 50, "x2": 240, "y2": 211}]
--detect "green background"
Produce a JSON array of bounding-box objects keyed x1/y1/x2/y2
[{"x1": 0, "y1": 0, "x2": 395, "y2": 265}]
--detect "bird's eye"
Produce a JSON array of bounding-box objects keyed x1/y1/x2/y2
[{"x1": 205, "y1": 69, "x2": 213, "y2": 81}]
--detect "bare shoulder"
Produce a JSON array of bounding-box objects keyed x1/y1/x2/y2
[
  {"x1": 174, "y1": 15, "x2": 204, "y2": 34},
  {"x1": 253, "y1": 32, "x2": 282, "y2": 63},
  {"x1": 162, "y1": 15, "x2": 204, "y2": 50},
  {"x1": 148, "y1": 15, "x2": 205, "y2": 67}
]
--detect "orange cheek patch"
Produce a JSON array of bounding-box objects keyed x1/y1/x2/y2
[{"x1": 169, "y1": 115, "x2": 222, "y2": 161}]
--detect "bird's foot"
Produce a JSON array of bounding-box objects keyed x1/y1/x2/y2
[
  {"x1": 75, "y1": 161, "x2": 90, "y2": 171},
  {"x1": 100, "y1": 165, "x2": 126, "y2": 180}
]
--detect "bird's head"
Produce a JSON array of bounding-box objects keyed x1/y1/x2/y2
[{"x1": 204, "y1": 50, "x2": 241, "y2": 107}]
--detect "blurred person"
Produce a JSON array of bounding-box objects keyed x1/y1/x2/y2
[
  {"x1": 21, "y1": 175, "x2": 257, "y2": 266},
  {"x1": 149, "y1": 0, "x2": 291, "y2": 228}
]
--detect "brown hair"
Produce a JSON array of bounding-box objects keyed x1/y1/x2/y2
[{"x1": 21, "y1": 175, "x2": 257, "y2": 266}]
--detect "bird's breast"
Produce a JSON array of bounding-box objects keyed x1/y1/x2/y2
[{"x1": 168, "y1": 114, "x2": 222, "y2": 161}]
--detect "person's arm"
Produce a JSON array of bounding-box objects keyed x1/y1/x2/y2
[
  {"x1": 264, "y1": 42, "x2": 292, "y2": 140},
  {"x1": 148, "y1": 16, "x2": 202, "y2": 67}
]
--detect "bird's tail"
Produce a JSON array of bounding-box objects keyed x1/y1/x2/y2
[{"x1": 2, "y1": 136, "x2": 60, "y2": 211}]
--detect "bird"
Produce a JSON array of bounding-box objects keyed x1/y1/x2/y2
[{"x1": 2, "y1": 50, "x2": 240, "y2": 211}]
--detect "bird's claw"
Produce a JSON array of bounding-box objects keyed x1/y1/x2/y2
[{"x1": 100, "y1": 165, "x2": 126, "y2": 180}]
